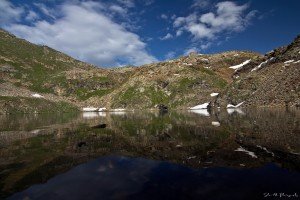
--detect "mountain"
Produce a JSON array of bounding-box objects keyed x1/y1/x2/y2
[
  {"x1": 0, "y1": 29, "x2": 299, "y2": 113},
  {"x1": 222, "y1": 35, "x2": 300, "y2": 107},
  {"x1": 0, "y1": 29, "x2": 131, "y2": 113}
]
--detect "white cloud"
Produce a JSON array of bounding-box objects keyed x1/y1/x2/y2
[
  {"x1": 192, "y1": 0, "x2": 211, "y2": 8},
  {"x1": 174, "y1": 1, "x2": 256, "y2": 44},
  {"x1": 184, "y1": 47, "x2": 200, "y2": 55},
  {"x1": 200, "y1": 42, "x2": 212, "y2": 49},
  {"x1": 161, "y1": 14, "x2": 168, "y2": 20},
  {"x1": 25, "y1": 10, "x2": 39, "y2": 21},
  {"x1": 109, "y1": 5, "x2": 127, "y2": 16},
  {"x1": 160, "y1": 33, "x2": 173, "y2": 40},
  {"x1": 144, "y1": 0, "x2": 155, "y2": 6},
  {"x1": 4, "y1": 1, "x2": 157, "y2": 67},
  {"x1": 176, "y1": 30, "x2": 183, "y2": 37},
  {"x1": 0, "y1": 0, "x2": 24, "y2": 24},
  {"x1": 33, "y1": 3, "x2": 56, "y2": 19},
  {"x1": 165, "y1": 51, "x2": 176, "y2": 59},
  {"x1": 174, "y1": 17, "x2": 187, "y2": 28},
  {"x1": 117, "y1": 0, "x2": 135, "y2": 8}
]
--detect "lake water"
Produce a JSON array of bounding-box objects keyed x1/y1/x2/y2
[{"x1": 0, "y1": 108, "x2": 299, "y2": 199}]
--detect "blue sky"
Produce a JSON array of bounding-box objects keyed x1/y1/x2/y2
[{"x1": 1, "y1": 0, "x2": 300, "y2": 67}]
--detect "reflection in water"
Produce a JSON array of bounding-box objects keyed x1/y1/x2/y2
[
  {"x1": 109, "y1": 111, "x2": 127, "y2": 116},
  {"x1": 0, "y1": 108, "x2": 299, "y2": 199},
  {"x1": 189, "y1": 109, "x2": 210, "y2": 116},
  {"x1": 82, "y1": 112, "x2": 99, "y2": 119},
  {"x1": 211, "y1": 121, "x2": 221, "y2": 127},
  {"x1": 83, "y1": 112, "x2": 107, "y2": 119},
  {"x1": 8, "y1": 156, "x2": 300, "y2": 200},
  {"x1": 227, "y1": 108, "x2": 245, "y2": 115}
]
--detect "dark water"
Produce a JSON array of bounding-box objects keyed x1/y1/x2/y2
[{"x1": 0, "y1": 109, "x2": 299, "y2": 199}]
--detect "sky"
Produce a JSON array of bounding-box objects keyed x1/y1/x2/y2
[{"x1": 1, "y1": 0, "x2": 300, "y2": 67}]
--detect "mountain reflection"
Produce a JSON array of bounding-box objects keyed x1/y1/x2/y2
[{"x1": 0, "y1": 108, "x2": 299, "y2": 198}]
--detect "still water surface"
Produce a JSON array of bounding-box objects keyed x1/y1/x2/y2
[{"x1": 0, "y1": 109, "x2": 299, "y2": 199}]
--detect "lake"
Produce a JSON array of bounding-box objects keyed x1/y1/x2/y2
[{"x1": 0, "y1": 108, "x2": 299, "y2": 199}]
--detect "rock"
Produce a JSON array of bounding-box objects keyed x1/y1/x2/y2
[
  {"x1": 77, "y1": 141, "x2": 87, "y2": 147},
  {"x1": 155, "y1": 104, "x2": 168, "y2": 111},
  {"x1": 0, "y1": 65, "x2": 17, "y2": 73},
  {"x1": 92, "y1": 124, "x2": 107, "y2": 129}
]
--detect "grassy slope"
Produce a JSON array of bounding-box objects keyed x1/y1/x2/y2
[
  {"x1": 0, "y1": 29, "x2": 129, "y2": 103},
  {"x1": 0, "y1": 96, "x2": 79, "y2": 114},
  {"x1": 110, "y1": 51, "x2": 260, "y2": 109},
  {"x1": 7, "y1": 28, "x2": 299, "y2": 110}
]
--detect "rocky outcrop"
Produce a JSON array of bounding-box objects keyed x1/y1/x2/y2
[{"x1": 223, "y1": 34, "x2": 300, "y2": 107}]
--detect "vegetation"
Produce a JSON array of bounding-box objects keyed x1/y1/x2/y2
[
  {"x1": 0, "y1": 96, "x2": 79, "y2": 114},
  {"x1": 1, "y1": 29, "x2": 299, "y2": 110}
]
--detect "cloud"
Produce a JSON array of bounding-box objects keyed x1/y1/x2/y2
[
  {"x1": 174, "y1": 1, "x2": 256, "y2": 47},
  {"x1": 33, "y1": 3, "x2": 56, "y2": 19},
  {"x1": 184, "y1": 47, "x2": 200, "y2": 55},
  {"x1": 0, "y1": 0, "x2": 24, "y2": 24},
  {"x1": 200, "y1": 42, "x2": 212, "y2": 49},
  {"x1": 3, "y1": 1, "x2": 157, "y2": 67},
  {"x1": 144, "y1": 0, "x2": 155, "y2": 6},
  {"x1": 109, "y1": 5, "x2": 127, "y2": 16},
  {"x1": 25, "y1": 10, "x2": 39, "y2": 22},
  {"x1": 161, "y1": 14, "x2": 168, "y2": 20},
  {"x1": 175, "y1": 29, "x2": 184, "y2": 36},
  {"x1": 117, "y1": 0, "x2": 135, "y2": 8},
  {"x1": 165, "y1": 51, "x2": 176, "y2": 59},
  {"x1": 192, "y1": 0, "x2": 211, "y2": 9},
  {"x1": 160, "y1": 33, "x2": 173, "y2": 40}
]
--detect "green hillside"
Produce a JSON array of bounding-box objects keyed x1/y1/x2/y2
[{"x1": 1, "y1": 28, "x2": 299, "y2": 113}]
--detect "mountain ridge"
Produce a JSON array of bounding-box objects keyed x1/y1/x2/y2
[{"x1": 0, "y1": 29, "x2": 299, "y2": 113}]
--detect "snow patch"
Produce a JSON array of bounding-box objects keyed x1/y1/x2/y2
[
  {"x1": 190, "y1": 102, "x2": 210, "y2": 110},
  {"x1": 229, "y1": 59, "x2": 251, "y2": 70},
  {"x1": 210, "y1": 93, "x2": 219, "y2": 97},
  {"x1": 256, "y1": 145, "x2": 274, "y2": 156},
  {"x1": 98, "y1": 107, "x2": 107, "y2": 112},
  {"x1": 294, "y1": 60, "x2": 300, "y2": 64},
  {"x1": 284, "y1": 60, "x2": 294, "y2": 64},
  {"x1": 235, "y1": 146, "x2": 258, "y2": 158},
  {"x1": 227, "y1": 102, "x2": 244, "y2": 108},
  {"x1": 187, "y1": 156, "x2": 196, "y2": 160},
  {"x1": 251, "y1": 57, "x2": 274, "y2": 72},
  {"x1": 31, "y1": 93, "x2": 44, "y2": 98},
  {"x1": 82, "y1": 107, "x2": 98, "y2": 112}
]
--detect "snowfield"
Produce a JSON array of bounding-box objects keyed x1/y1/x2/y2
[
  {"x1": 251, "y1": 57, "x2": 275, "y2": 72},
  {"x1": 190, "y1": 102, "x2": 210, "y2": 110},
  {"x1": 31, "y1": 93, "x2": 44, "y2": 98},
  {"x1": 235, "y1": 146, "x2": 258, "y2": 158},
  {"x1": 229, "y1": 59, "x2": 251, "y2": 70},
  {"x1": 210, "y1": 93, "x2": 219, "y2": 97}
]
